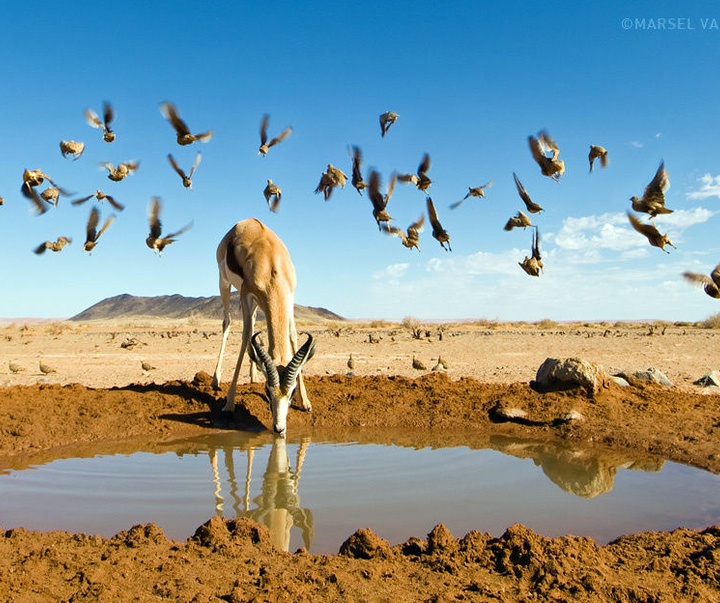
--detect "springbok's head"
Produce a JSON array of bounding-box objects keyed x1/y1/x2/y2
[{"x1": 249, "y1": 331, "x2": 315, "y2": 436}]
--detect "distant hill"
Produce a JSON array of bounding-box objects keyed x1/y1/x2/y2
[{"x1": 70, "y1": 293, "x2": 345, "y2": 323}]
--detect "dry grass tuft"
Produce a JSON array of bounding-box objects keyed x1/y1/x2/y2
[{"x1": 699, "y1": 312, "x2": 720, "y2": 329}]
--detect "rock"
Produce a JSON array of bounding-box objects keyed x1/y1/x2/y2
[
  {"x1": 339, "y1": 528, "x2": 391, "y2": 559},
  {"x1": 609, "y1": 375, "x2": 630, "y2": 387},
  {"x1": 534, "y1": 357, "x2": 605, "y2": 397},
  {"x1": 694, "y1": 370, "x2": 720, "y2": 388},
  {"x1": 617, "y1": 367, "x2": 673, "y2": 387}
]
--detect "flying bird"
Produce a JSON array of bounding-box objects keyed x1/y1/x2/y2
[
  {"x1": 519, "y1": 228, "x2": 543, "y2": 276},
  {"x1": 504, "y1": 210, "x2": 533, "y2": 231},
  {"x1": 85, "y1": 102, "x2": 115, "y2": 142},
  {"x1": 398, "y1": 153, "x2": 432, "y2": 192},
  {"x1": 314, "y1": 164, "x2": 347, "y2": 200},
  {"x1": 348, "y1": 145, "x2": 367, "y2": 194},
  {"x1": 382, "y1": 214, "x2": 425, "y2": 251},
  {"x1": 588, "y1": 145, "x2": 608, "y2": 172},
  {"x1": 40, "y1": 186, "x2": 69, "y2": 207},
  {"x1": 168, "y1": 152, "x2": 201, "y2": 189},
  {"x1": 528, "y1": 130, "x2": 564, "y2": 181},
  {"x1": 683, "y1": 262, "x2": 720, "y2": 299},
  {"x1": 101, "y1": 161, "x2": 139, "y2": 182},
  {"x1": 146, "y1": 197, "x2": 193, "y2": 255},
  {"x1": 258, "y1": 114, "x2": 292, "y2": 155},
  {"x1": 83, "y1": 207, "x2": 115, "y2": 253},
  {"x1": 34, "y1": 236, "x2": 72, "y2": 254},
  {"x1": 627, "y1": 211, "x2": 675, "y2": 252},
  {"x1": 630, "y1": 161, "x2": 672, "y2": 218},
  {"x1": 367, "y1": 169, "x2": 396, "y2": 230},
  {"x1": 21, "y1": 169, "x2": 69, "y2": 214},
  {"x1": 59, "y1": 140, "x2": 85, "y2": 160},
  {"x1": 379, "y1": 111, "x2": 399, "y2": 137},
  {"x1": 160, "y1": 101, "x2": 213, "y2": 145},
  {"x1": 513, "y1": 173, "x2": 543, "y2": 213},
  {"x1": 263, "y1": 179, "x2": 282, "y2": 212},
  {"x1": 427, "y1": 197, "x2": 451, "y2": 251},
  {"x1": 450, "y1": 181, "x2": 494, "y2": 209},
  {"x1": 72, "y1": 190, "x2": 124, "y2": 211}
]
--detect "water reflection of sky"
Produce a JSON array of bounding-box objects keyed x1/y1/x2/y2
[{"x1": 0, "y1": 433, "x2": 718, "y2": 554}]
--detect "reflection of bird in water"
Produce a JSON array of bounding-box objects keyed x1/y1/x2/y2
[
  {"x1": 450, "y1": 181, "x2": 493, "y2": 209},
  {"x1": 85, "y1": 102, "x2": 115, "y2": 142},
  {"x1": 382, "y1": 215, "x2": 424, "y2": 251},
  {"x1": 263, "y1": 180, "x2": 282, "y2": 212},
  {"x1": 630, "y1": 161, "x2": 672, "y2": 218},
  {"x1": 513, "y1": 173, "x2": 543, "y2": 214},
  {"x1": 210, "y1": 436, "x2": 314, "y2": 552},
  {"x1": 528, "y1": 130, "x2": 564, "y2": 181},
  {"x1": 34, "y1": 236, "x2": 72, "y2": 255},
  {"x1": 519, "y1": 228, "x2": 543, "y2": 276},
  {"x1": 427, "y1": 197, "x2": 451, "y2": 251},
  {"x1": 258, "y1": 114, "x2": 292, "y2": 156},
  {"x1": 168, "y1": 153, "x2": 201, "y2": 189},
  {"x1": 72, "y1": 190, "x2": 124, "y2": 211},
  {"x1": 682, "y1": 262, "x2": 720, "y2": 299},
  {"x1": 588, "y1": 145, "x2": 608, "y2": 172},
  {"x1": 627, "y1": 211, "x2": 675, "y2": 253},
  {"x1": 146, "y1": 197, "x2": 193, "y2": 255},
  {"x1": 379, "y1": 111, "x2": 399, "y2": 137},
  {"x1": 59, "y1": 140, "x2": 85, "y2": 160},
  {"x1": 489, "y1": 434, "x2": 663, "y2": 499},
  {"x1": 83, "y1": 207, "x2": 115, "y2": 253},
  {"x1": 504, "y1": 210, "x2": 533, "y2": 231},
  {"x1": 160, "y1": 101, "x2": 213, "y2": 145}
]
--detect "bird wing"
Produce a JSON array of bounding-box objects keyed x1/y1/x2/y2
[
  {"x1": 528, "y1": 135, "x2": 544, "y2": 165},
  {"x1": 86, "y1": 207, "x2": 100, "y2": 242},
  {"x1": 259, "y1": 114, "x2": 269, "y2": 146},
  {"x1": 166, "y1": 221, "x2": 194, "y2": 240},
  {"x1": 21, "y1": 183, "x2": 47, "y2": 215},
  {"x1": 644, "y1": 161, "x2": 669, "y2": 199},
  {"x1": 189, "y1": 152, "x2": 202, "y2": 177},
  {"x1": 682, "y1": 271, "x2": 714, "y2": 288},
  {"x1": 97, "y1": 215, "x2": 115, "y2": 241},
  {"x1": 268, "y1": 126, "x2": 292, "y2": 147},
  {"x1": 426, "y1": 197, "x2": 441, "y2": 229},
  {"x1": 627, "y1": 211, "x2": 660, "y2": 239},
  {"x1": 160, "y1": 102, "x2": 190, "y2": 137},
  {"x1": 513, "y1": 173, "x2": 532, "y2": 206},
  {"x1": 408, "y1": 214, "x2": 425, "y2": 234},
  {"x1": 532, "y1": 228, "x2": 542, "y2": 260},
  {"x1": 367, "y1": 170, "x2": 386, "y2": 210},
  {"x1": 33, "y1": 242, "x2": 48, "y2": 255},
  {"x1": 105, "y1": 195, "x2": 124, "y2": 211},
  {"x1": 167, "y1": 154, "x2": 185, "y2": 178},
  {"x1": 449, "y1": 198, "x2": 465, "y2": 210},
  {"x1": 538, "y1": 131, "x2": 560, "y2": 158},
  {"x1": 84, "y1": 109, "x2": 102, "y2": 129},
  {"x1": 711, "y1": 263, "x2": 720, "y2": 288},
  {"x1": 418, "y1": 153, "x2": 431, "y2": 175},
  {"x1": 386, "y1": 172, "x2": 397, "y2": 202},
  {"x1": 148, "y1": 197, "x2": 162, "y2": 239},
  {"x1": 103, "y1": 102, "x2": 114, "y2": 128},
  {"x1": 71, "y1": 193, "x2": 94, "y2": 206}
]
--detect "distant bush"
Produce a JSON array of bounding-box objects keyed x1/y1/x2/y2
[
  {"x1": 699, "y1": 312, "x2": 720, "y2": 329},
  {"x1": 535, "y1": 318, "x2": 559, "y2": 330}
]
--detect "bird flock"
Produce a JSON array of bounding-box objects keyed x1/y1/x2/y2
[{"x1": 9, "y1": 101, "x2": 718, "y2": 301}]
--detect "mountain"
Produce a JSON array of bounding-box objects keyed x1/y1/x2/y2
[{"x1": 70, "y1": 293, "x2": 345, "y2": 322}]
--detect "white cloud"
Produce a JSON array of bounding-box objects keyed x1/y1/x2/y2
[
  {"x1": 554, "y1": 212, "x2": 641, "y2": 253},
  {"x1": 686, "y1": 174, "x2": 720, "y2": 200},
  {"x1": 425, "y1": 249, "x2": 522, "y2": 276},
  {"x1": 629, "y1": 141, "x2": 644, "y2": 148},
  {"x1": 654, "y1": 207, "x2": 715, "y2": 228},
  {"x1": 372, "y1": 263, "x2": 409, "y2": 279}
]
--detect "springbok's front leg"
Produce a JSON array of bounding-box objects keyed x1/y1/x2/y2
[
  {"x1": 224, "y1": 295, "x2": 257, "y2": 413},
  {"x1": 212, "y1": 282, "x2": 233, "y2": 390}
]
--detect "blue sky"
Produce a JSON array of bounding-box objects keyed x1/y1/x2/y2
[{"x1": 2, "y1": 1, "x2": 720, "y2": 321}]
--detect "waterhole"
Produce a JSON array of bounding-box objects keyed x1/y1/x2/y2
[{"x1": 1, "y1": 430, "x2": 718, "y2": 553}]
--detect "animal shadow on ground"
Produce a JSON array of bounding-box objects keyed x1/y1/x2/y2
[{"x1": 118, "y1": 373, "x2": 267, "y2": 432}]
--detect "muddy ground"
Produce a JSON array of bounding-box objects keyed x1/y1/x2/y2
[{"x1": 0, "y1": 320, "x2": 719, "y2": 602}]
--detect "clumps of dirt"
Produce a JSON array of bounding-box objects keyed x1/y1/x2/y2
[{"x1": 340, "y1": 528, "x2": 392, "y2": 559}]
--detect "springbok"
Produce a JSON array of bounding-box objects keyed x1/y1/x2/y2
[{"x1": 212, "y1": 218, "x2": 315, "y2": 435}]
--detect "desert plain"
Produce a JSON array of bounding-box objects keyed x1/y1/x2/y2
[{"x1": 0, "y1": 316, "x2": 719, "y2": 602}]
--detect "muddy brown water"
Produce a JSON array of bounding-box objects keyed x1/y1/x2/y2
[{"x1": 1, "y1": 429, "x2": 719, "y2": 554}]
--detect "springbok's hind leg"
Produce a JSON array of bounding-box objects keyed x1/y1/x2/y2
[{"x1": 212, "y1": 281, "x2": 232, "y2": 390}]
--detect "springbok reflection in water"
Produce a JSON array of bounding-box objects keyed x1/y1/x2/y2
[{"x1": 209, "y1": 435, "x2": 313, "y2": 551}]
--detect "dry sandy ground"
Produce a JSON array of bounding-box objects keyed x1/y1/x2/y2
[{"x1": 0, "y1": 318, "x2": 719, "y2": 602}]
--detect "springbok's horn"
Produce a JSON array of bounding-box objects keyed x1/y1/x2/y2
[
  {"x1": 250, "y1": 332, "x2": 280, "y2": 388},
  {"x1": 281, "y1": 332, "x2": 316, "y2": 392}
]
